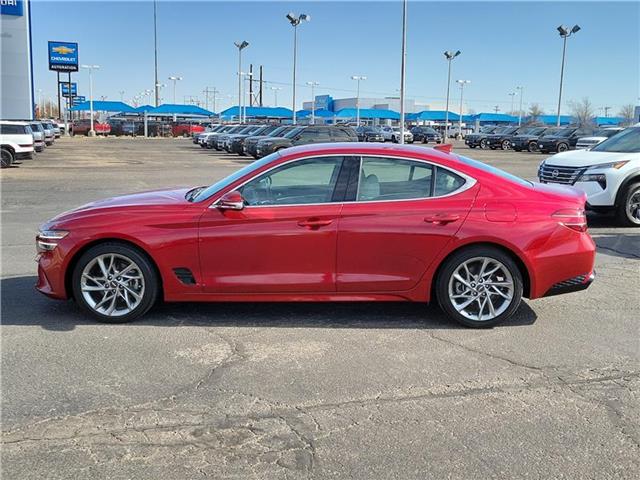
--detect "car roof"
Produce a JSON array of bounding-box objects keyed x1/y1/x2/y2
[{"x1": 1, "y1": 120, "x2": 31, "y2": 125}]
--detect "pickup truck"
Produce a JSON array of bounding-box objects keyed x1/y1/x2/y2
[
  {"x1": 172, "y1": 124, "x2": 205, "y2": 137},
  {"x1": 71, "y1": 119, "x2": 111, "y2": 136}
]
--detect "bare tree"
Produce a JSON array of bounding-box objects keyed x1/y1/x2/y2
[
  {"x1": 618, "y1": 104, "x2": 636, "y2": 126},
  {"x1": 526, "y1": 103, "x2": 544, "y2": 124},
  {"x1": 568, "y1": 97, "x2": 596, "y2": 127}
]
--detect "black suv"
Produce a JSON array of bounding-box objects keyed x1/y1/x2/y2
[
  {"x1": 510, "y1": 127, "x2": 559, "y2": 152},
  {"x1": 465, "y1": 126, "x2": 504, "y2": 149},
  {"x1": 355, "y1": 126, "x2": 384, "y2": 142},
  {"x1": 410, "y1": 126, "x2": 442, "y2": 144},
  {"x1": 255, "y1": 125, "x2": 358, "y2": 158},
  {"x1": 243, "y1": 126, "x2": 294, "y2": 158},
  {"x1": 485, "y1": 126, "x2": 526, "y2": 150},
  {"x1": 537, "y1": 127, "x2": 595, "y2": 153}
]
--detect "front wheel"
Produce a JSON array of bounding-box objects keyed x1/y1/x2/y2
[
  {"x1": 1, "y1": 147, "x2": 14, "y2": 168},
  {"x1": 436, "y1": 247, "x2": 523, "y2": 328},
  {"x1": 557, "y1": 142, "x2": 569, "y2": 152},
  {"x1": 528, "y1": 141, "x2": 539, "y2": 153},
  {"x1": 616, "y1": 182, "x2": 640, "y2": 227},
  {"x1": 501, "y1": 140, "x2": 510, "y2": 150},
  {"x1": 479, "y1": 139, "x2": 488, "y2": 149},
  {"x1": 72, "y1": 243, "x2": 159, "y2": 323},
  {"x1": 391, "y1": 135, "x2": 397, "y2": 143}
]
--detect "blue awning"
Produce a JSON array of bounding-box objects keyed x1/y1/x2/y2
[
  {"x1": 296, "y1": 109, "x2": 335, "y2": 118},
  {"x1": 533, "y1": 115, "x2": 574, "y2": 125},
  {"x1": 595, "y1": 116, "x2": 624, "y2": 126},
  {"x1": 133, "y1": 104, "x2": 154, "y2": 113},
  {"x1": 406, "y1": 110, "x2": 460, "y2": 122},
  {"x1": 147, "y1": 104, "x2": 214, "y2": 116},
  {"x1": 468, "y1": 113, "x2": 518, "y2": 123},
  {"x1": 70, "y1": 101, "x2": 136, "y2": 113},
  {"x1": 333, "y1": 108, "x2": 400, "y2": 120},
  {"x1": 220, "y1": 106, "x2": 293, "y2": 119}
]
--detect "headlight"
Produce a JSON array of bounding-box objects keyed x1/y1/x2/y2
[
  {"x1": 36, "y1": 230, "x2": 69, "y2": 252},
  {"x1": 584, "y1": 160, "x2": 629, "y2": 171}
]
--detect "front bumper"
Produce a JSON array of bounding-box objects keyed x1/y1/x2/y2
[{"x1": 537, "y1": 141, "x2": 558, "y2": 151}]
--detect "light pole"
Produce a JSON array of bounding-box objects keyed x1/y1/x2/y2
[
  {"x1": 156, "y1": 83, "x2": 166, "y2": 104},
  {"x1": 271, "y1": 86, "x2": 282, "y2": 107},
  {"x1": 81, "y1": 64, "x2": 100, "y2": 136},
  {"x1": 456, "y1": 80, "x2": 470, "y2": 140},
  {"x1": 119, "y1": 90, "x2": 125, "y2": 102},
  {"x1": 286, "y1": 12, "x2": 310, "y2": 124},
  {"x1": 167, "y1": 76, "x2": 182, "y2": 104},
  {"x1": 240, "y1": 72, "x2": 253, "y2": 123},
  {"x1": 152, "y1": 0, "x2": 159, "y2": 106},
  {"x1": 516, "y1": 86, "x2": 524, "y2": 126},
  {"x1": 350, "y1": 76, "x2": 367, "y2": 126},
  {"x1": 399, "y1": 0, "x2": 407, "y2": 144},
  {"x1": 443, "y1": 50, "x2": 461, "y2": 142},
  {"x1": 37, "y1": 89, "x2": 43, "y2": 118},
  {"x1": 306, "y1": 81, "x2": 319, "y2": 124},
  {"x1": 556, "y1": 24, "x2": 581, "y2": 126},
  {"x1": 234, "y1": 41, "x2": 249, "y2": 122},
  {"x1": 508, "y1": 91, "x2": 517, "y2": 115}
]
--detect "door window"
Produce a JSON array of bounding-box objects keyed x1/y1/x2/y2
[
  {"x1": 356, "y1": 157, "x2": 434, "y2": 201},
  {"x1": 240, "y1": 157, "x2": 344, "y2": 206}
]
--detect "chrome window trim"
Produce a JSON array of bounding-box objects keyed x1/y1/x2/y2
[{"x1": 210, "y1": 153, "x2": 477, "y2": 209}]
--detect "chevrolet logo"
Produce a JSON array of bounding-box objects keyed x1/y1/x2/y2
[{"x1": 52, "y1": 46, "x2": 75, "y2": 55}]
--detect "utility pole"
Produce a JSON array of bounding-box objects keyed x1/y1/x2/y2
[
  {"x1": 604, "y1": 106, "x2": 611, "y2": 117},
  {"x1": 494, "y1": 105, "x2": 500, "y2": 113}
]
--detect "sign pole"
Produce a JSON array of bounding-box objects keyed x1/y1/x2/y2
[{"x1": 57, "y1": 72, "x2": 61, "y2": 120}]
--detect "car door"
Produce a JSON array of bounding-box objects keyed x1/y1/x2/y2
[
  {"x1": 336, "y1": 156, "x2": 478, "y2": 292},
  {"x1": 198, "y1": 155, "x2": 352, "y2": 294}
]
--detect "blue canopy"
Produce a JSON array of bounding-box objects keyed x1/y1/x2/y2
[
  {"x1": 468, "y1": 113, "x2": 518, "y2": 123},
  {"x1": 147, "y1": 104, "x2": 214, "y2": 116},
  {"x1": 296, "y1": 109, "x2": 335, "y2": 118},
  {"x1": 533, "y1": 115, "x2": 574, "y2": 125},
  {"x1": 70, "y1": 101, "x2": 136, "y2": 113},
  {"x1": 333, "y1": 108, "x2": 400, "y2": 120},
  {"x1": 406, "y1": 110, "x2": 460, "y2": 122},
  {"x1": 133, "y1": 104, "x2": 154, "y2": 113},
  {"x1": 595, "y1": 116, "x2": 623, "y2": 126},
  {"x1": 220, "y1": 106, "x2": 293, "y2": 119}
]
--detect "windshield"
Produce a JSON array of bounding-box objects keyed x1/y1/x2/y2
[
  {"x1": 527, "y1": 127, "x2": 546, "y2": 135},
  {"x1": 191, "y1": 151, "x2": 281, "y2": 202},
  {"x1": 456, "y1": 155, "x2": 532, "y2": 187},
  {"x1": 555, "y1": 128, "x2": 575, "y2": 137},
  {"x1": 595, "y1": 129, "x2": 622, "y2": 138},
  {"x1": 268, "y1": 126, "x2": 289, "y2": 137},
  {"x1": 591, "y1": 127, "x2": 638, "y2": 153},
  {"x1": 283, "y1": 127, "x2": 305, "y2": 138},
  {"x1": 502, "y1": 127, "x2": 518, "y2": 134},
  {"x1": 424, "y1": 127, "x2": 437, "y2": 134},
  {"x1": 30, "y1": 123, "x2": 44, "y2": 132}
]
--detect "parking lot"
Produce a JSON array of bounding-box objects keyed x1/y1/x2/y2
[{"x1": 2, "y1": 137, "x2": 639, "y2": 478}]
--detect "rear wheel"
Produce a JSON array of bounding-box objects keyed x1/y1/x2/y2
[
  {"x1": 479, "y1": 139, "x2": 488, "y2": 149},
  {"x1": 616, "y1": 182, "x2": 640, "y2": 227},
  {"x1": 72, "y1": 243, "x2": 159, "y2": 323},
  {"x1": 501, "y1": 139, "x2": 510, "y2": 150},
  {"x1": 391, "y1": 135, "x2": 398, "y2": 143},
  {"x1": 557, "y1": 142, "x2": 569, "y2": 152},
  {"x1": 1, "y1": 147, "x2": 14, "y2": 168},
  {"x1": 528, "y1": 141, "x2": 539, "y2": 152},
  {"x1": 436, "y1": 246, "x2": 523, "y2": 328}
]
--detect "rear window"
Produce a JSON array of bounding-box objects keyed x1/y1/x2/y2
[
  {"x1": 591, "y1": 127, "x2": 639, "y2": 153},
  {"x1": 455, "y1": 155, "x2": 532, "y2": 187},
  {"x1": 0, "y1": 124, "x2": 29, "y2": 135}
]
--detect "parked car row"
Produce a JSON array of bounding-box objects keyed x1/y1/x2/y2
[
  {"x1": 195, "y1": 124, "x2": 359, "y2": 158},
  {"x1": 465, "y1": 125, "x2": 624, "y2": 153},
  {"x1": 1, "y1": 119, "x2": 61, "y2": 168}
]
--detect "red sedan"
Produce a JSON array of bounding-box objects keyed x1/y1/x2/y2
[{"x1": 35, "y1": 144, "x2": 595, "y2": 327}]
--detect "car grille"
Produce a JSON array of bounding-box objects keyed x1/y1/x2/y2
[{"x1": 538, "y1": 164, "x2": 586, "y2": 185}]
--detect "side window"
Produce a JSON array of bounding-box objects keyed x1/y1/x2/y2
[
  {"x1": 332, "y1": 129, "x2": 350, "y2": 141},
  {"x1": 357, "y1": 157, "x2": 433, "y2": 201},
  {"x1": 240, "y1": 157, "x2": 344, "y2": 206},
  {"x1": 434, "y1": 168, "x2": 465, "y2": 196},
  {"x1": 297, "y1": 128, "x2": 318, "y2": 140}
]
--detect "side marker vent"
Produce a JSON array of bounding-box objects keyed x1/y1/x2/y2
[{"x1": 173, "y1": 267, "x2": 196, "y2": 285}]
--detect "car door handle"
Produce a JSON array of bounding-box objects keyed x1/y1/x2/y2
[
  {"x1": 297, "y1": 218, "x2": 333, "y2": 229},
  {"x1": 424, "y1": 214, "x2": 460, "y2": 225}
]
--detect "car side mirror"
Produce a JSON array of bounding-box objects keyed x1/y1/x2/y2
[{"x1": 216, "y1": 191, "x2": 245, "y2": 210}]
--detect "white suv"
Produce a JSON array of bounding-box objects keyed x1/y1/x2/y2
[
  {"x1": 576, "y1": 127, "x2": 624, "y2": 149},
  {"x1": 1, "y1": 121, "x2": 35, "y2": 168},
  {"x1": 538, "y1": 126, "x2": 640, "y2": 226}
]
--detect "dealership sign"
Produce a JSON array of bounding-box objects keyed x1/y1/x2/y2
[
  {"x1": 0, "y1": 0, "x2": 23, "y2": 16},
  {"x1": 61, "y1": 82, "x2": 77, "y2": 97},
  {"x1": 48, "y1": 41, "x2": 78, "y2": 71},
  {"x1": 72, "y1": 96, "x2": 86, "y2": 105}
]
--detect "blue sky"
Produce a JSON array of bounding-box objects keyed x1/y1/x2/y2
[{"x1": 32, "y1": 0, "x2": 639, "y2": 115}]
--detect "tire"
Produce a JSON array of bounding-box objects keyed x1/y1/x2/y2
[
  {"x1": 527, "y1": 141, "x2": 538, "y2": 153},
  {"x1": 616, "y1": 182, "x2": 640, "y2": 227},
  {"x1": 1, "y1": 147, "x2": 14, "y2": 168},
  {"x1": 71, "y1": 242, "x2": 159, "y2": 323},
  {"x1": 557, "y1": 142, "x2": 569, "y2": 152},
  {"x1": 468, "y1": 145, "x2": 476, "y2": 149},
  {"x1": 479, "y1": 139, "x2": 488, "y2": 149},
  {"x1": 436, "y1": 246, "x2": 523, "y2": 328},
  {"x1": 501, "y1": 140, "x2": 510, "y2": 150},
  {"x1": 391, "y1": 135, "x2": 397, "y2": 143}
]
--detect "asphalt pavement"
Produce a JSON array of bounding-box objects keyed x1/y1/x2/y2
[{"x1": 1, "y1": 137, "x2": 638, "y2": 479}]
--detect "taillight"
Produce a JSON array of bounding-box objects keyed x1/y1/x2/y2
[{"x1": 552, "y1": 208, "x2": 588, "y2": 232}]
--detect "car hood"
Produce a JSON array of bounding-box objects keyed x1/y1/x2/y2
[
  {"x1": 46, "y1": 188, "x2": 192, "y2": 225},
  {"x1": 543, "y1": 150, "x2": 636, "y2": 167},
  {"x1": 577, "y1": 136, "x2": 607, "y2": 142},
  {"x1": 539, "y1": 135, "x2": 569, "y2": 142}
]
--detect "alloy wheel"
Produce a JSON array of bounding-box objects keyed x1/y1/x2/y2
[
  {"x1": 448, "y1": 257, "x2": 514, "y2": 322},
  {"x1": 501, "y1": 140, "x2": 510, "y2": 150},
  {"x1": 480, "y1": 139, "x2": 488, "y2": 149},
  {"x1": 627, "y1": 188, "x2": 640, "y2": 224},
  {"x1": 80, "y1": 253, "x2": 145, "y2": 317}
]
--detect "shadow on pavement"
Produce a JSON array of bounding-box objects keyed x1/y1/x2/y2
[{"x1": 1, "y1": 276, "x2": 537, "y2": 332}]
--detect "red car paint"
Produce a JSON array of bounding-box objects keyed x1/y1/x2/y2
[
  {"x1": 36, "y1": 143, "x2": 595, "y2": 306},
  {"x1": 172, "y1": 124, "x2": 205, "y2": 137}
]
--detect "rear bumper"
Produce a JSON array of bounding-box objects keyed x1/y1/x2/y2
[{"x1": 542, "y1": 271, "x2": 595, "y2": 297}]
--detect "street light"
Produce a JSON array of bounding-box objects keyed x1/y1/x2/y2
[
  {"x1": 556, "y1": 24, "x2": 581, "y2": 126},
  {"x1": 399, "y1": 0, "x2": 407, "y2": 144},
  {"x1": 508, "y1": 91, "x2": 517, "y2": 115},
  {"x1": 306, "y1": 81, "x2": 319, "y2": 124},
  {"x1": 286, "y1": 12, "x2": 310, "y2": 124},
  {"x1": 234, "y1": 41, "x2": 249, "y2": 122},
  {"x1": 456, "y1": 80, "x2": 470, "y2": 140},
  {"x1": 81, "y1": 64, "x2": 100, "y2": 136},
  {"x1": 350, "y1": 76, "x2": 367, "y2": 126},
  {"x1": 240, "y1": 72, "x2": 253, "y2": 123},
  {"x1": 515, "y1": 86, "x2": 524, "y2": 126},
  {"x1": 270, "y1": 86, "x2": 282, "y2": 107},
  {"x1": 118, "y1": 90, "x2": 125, "y2": 102},
  {"x1": 167, "y1": 76, "x2": 182, "y2": 104},
  {"x1": 443, "y1": 50, "x2": 461, "y2": 142}
]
